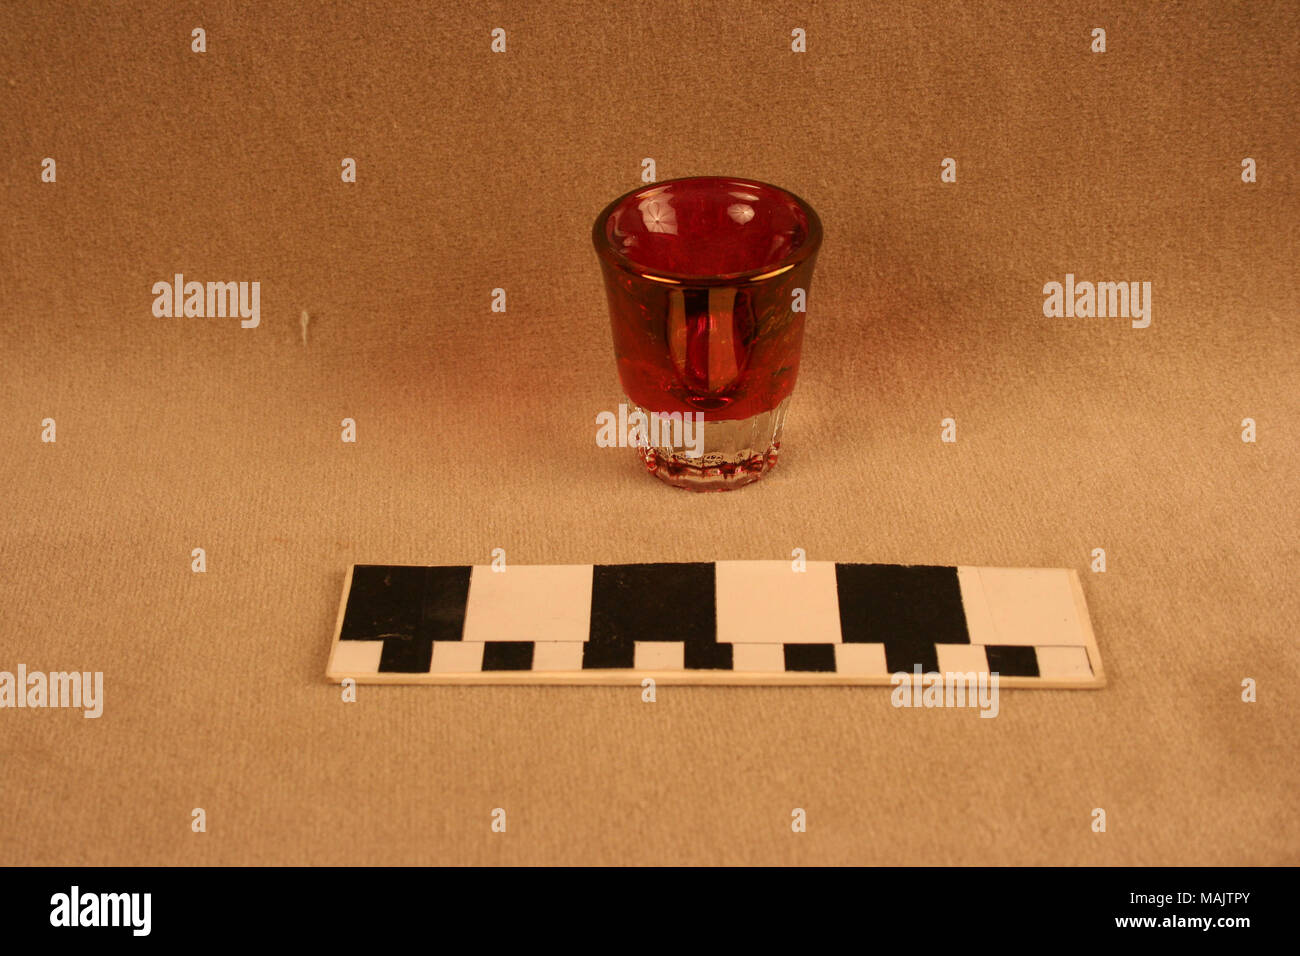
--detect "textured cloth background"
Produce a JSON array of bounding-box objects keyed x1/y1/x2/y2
[{"x1": 1, "y1": 0, "x2": 1297, "y2": 865}]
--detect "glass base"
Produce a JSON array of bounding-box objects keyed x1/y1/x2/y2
[{"x1": 629, "y1": 397, "x2": 790, "y2": 491}]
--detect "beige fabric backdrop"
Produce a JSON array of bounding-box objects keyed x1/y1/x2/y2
[{"x1": 1, "y1": 0, "x2": 1297, "y2": 865}]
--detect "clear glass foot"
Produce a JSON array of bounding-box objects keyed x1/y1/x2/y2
[{"x1": 629, "y1": 397, "x2": 790, "y2": 491}]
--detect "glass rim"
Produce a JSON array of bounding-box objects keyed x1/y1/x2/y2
[{"x1": 591, "y1": 175, "x2": 824, "y2": 287}]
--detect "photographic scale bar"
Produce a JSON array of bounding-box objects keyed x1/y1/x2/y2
[{"x1": 325, "y1": 561, "x2": 1105, "y2": 688}]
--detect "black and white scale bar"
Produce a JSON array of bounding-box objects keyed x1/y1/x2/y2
[{"x1": 326, "y1": 562, "x2": 1105, "y2": 687}]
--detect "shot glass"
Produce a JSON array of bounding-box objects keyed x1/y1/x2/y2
[{"x1": 592, "y1": 176, "x2": 823, "y2": 490}]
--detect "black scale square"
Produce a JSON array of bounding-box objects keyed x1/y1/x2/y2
[
  {"x1": 784, "y1": 644, "x2": 837, "y2": 672},
  {"x1": 835, "y1": 563, "x2": 969, "y2": 673},
  {"x1": 685, "y1": 640, "x2": 733, "y2": 670},
  {"x1": 482, "y1": 641, "x2": 535, "y2": 671},
  {"x1": 339, "y1": 565, "x2": 472, "y2": 673},
  {"x1": 984, "y1": 645, "x2": 1039, "y2": 677},
  {"x1": 586, "y1": 563, "x2": 717, "y2": 669}
]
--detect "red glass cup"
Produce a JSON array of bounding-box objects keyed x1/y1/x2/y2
[{"x1": 592, "y1": 176, "x2": 823, "y2": 490}]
